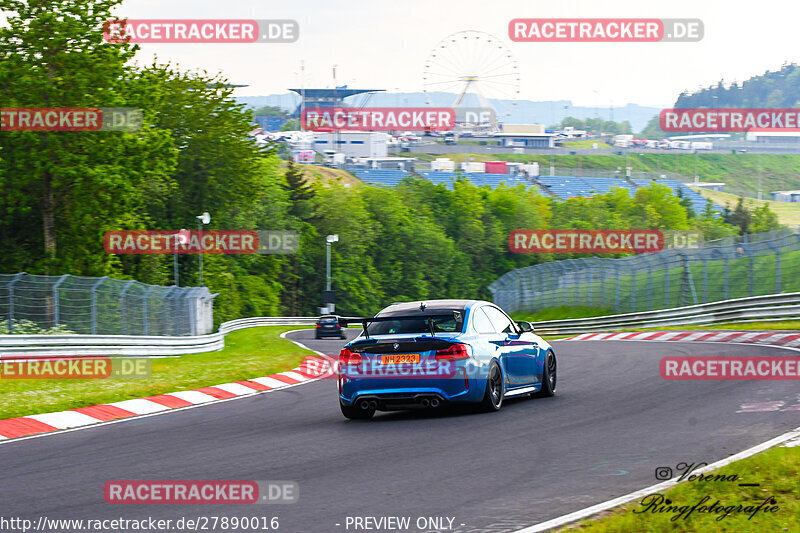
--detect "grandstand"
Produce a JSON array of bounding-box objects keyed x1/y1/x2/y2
[
  {"x1": 346, "y1": 170, "x2": 721, "y2": 214},
  {"x1": 418, "y1": 171, "x2": 534, "y2": 190},
  {"x1": 633, "y1": 179, "x2": 721, "y2": 213},
  {"x1": 537, "y1": 176, "x2": 637, "y2": 199},
  {"x1": 348, "y1": 168, "x2": 410, "y2": 187},
  {"x1": 535, "y1": 175, "x2": 721, "y2": 212}
]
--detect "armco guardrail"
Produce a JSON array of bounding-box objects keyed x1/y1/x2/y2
[
  {"x1": 532, "y1": 292, "x2": 800, "y2": 335},
  {"x1": 2, "y1": 293, "x2": 799, "y2": 357},
  {"x1": 0, "y1": 317, "x2": 318, "y2": 358}
]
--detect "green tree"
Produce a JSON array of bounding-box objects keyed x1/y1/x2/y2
[
  {"x1": 251, "y1": 105, "x2": 288, "y2": 118},
  {"x1": 0, "y1": 0, "x2": 176, "y2": 275}
]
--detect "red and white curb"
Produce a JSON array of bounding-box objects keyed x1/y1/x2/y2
[
  {"x1": 0, "y1": 355, "x2": 335, "y2": 442},
  {"x1": 562, "y1": 330, "x2": 800, "y2": 349}
]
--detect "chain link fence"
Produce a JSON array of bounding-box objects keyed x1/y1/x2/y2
[
  {"x1": 0, "y1": 274, "x2": 216, "y2": 335},
  {"x1": 489, "y1": 229, "x2": 800, "y2": 315}
]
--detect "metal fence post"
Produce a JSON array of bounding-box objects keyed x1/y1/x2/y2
[
  {"x1": 664, "y1": 254, "x2": 672, "y2": 309},
  {"x1": 90, "y1": 276, "x2": 108, "y2": 335},
  {"x1": 142, "y1": 285, "x2": 157, "y2": 335},
  {"x1": 52, "y1": 274, "x2": 69, "y2": 328},
  {"x1": 629, "y1": 261, "x2": 636, "y2": 312},
  {"x1": 766, "y1": 242, "x2": 781, "y2": 293},
  {"x1": 739, "y1": 243, "x2": 754, "y2": 297},
  {"x1": 7, "y1": 272, "x2": 25, "y2": 333},
  {"x1": 119, "y1": 280, "x2": 136, "y2": 335}
]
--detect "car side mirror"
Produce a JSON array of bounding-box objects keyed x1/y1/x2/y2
[{"x1": 516, "y1": 321, "x2": 534, "y2": 333}]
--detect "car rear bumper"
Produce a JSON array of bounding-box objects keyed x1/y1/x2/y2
[{"x1": 339, "y1": 377, "x2": 484, "y2": 408}]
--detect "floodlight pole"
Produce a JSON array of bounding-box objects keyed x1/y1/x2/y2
[
  {"x1": 196, "y1": 213, "x2": 210, "y2": 286},
  {"x1": 326, "y1": 242, "x2": 331, "y2": 292},
  {"x1": 325, "y1": 234, "x2": 338, "y2": 312}
]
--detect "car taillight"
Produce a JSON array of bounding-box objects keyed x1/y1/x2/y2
[
  {"x1": 339, "y1": 348, "x2": 362, "y2": 365},
  {"x1": 435, "y1": 344, "x2": 470, "y2": 360},
  {"x1": 315, "y1": 324, "x2": 321, "y2": 327}
]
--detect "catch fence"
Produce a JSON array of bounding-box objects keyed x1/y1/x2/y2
[
  {"x1": 0, "y1": 273, "x2": 216, "y2": 335},
  {"x1": 489, "y1": 229, "x2": 800, "y2": 314}
]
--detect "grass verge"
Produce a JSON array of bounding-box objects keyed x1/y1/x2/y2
[
  {"x1": 0, "y1": 326, "x2": 314, "y2": 420},
  {"x1": 560, "y1": 140, "x2": 612, "y2": 149},
  {"x1": 692, "y1": 187, "x2": 800, "y2": 227},
  {"x1": 557, "y1": 445, "x2": 800, "y2": 532}
]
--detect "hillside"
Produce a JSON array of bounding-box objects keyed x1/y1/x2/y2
[{"x1": 692, "y1": 187, "x2": 800, "y2": 227}]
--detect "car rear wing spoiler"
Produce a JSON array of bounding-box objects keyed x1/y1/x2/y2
[{"x1": 338, "y1": 312, "x2": 462, "y2": 339}]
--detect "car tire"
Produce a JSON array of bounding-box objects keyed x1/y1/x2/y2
[
  {"x1": 533, "y1": 351, "x2": 557, "y2": 398},
  {"x1": 340, "y1": 401, "x2": 375, "y2": 420},
  {"x1": 340, "y1": 334, "x2": 347, "y2": 340},
  {"x1": 479, "y1": 362, "x2": 504, "y2": 412}
]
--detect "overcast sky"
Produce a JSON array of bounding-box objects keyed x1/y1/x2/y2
[{"x1": 7, "y1": 0, "x2": 800, "y2": 107}]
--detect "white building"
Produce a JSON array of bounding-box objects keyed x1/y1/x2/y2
[
  {"x1": 771, "y1": 190, "x2": 800, "y2": 202},
  {"x1": 312, "y1": 132, "x2": 388, "y2": 158}
]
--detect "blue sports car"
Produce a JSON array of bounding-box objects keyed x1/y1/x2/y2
[{"x1": 337, "y1": 299, "x2": 556, "y2": 419}]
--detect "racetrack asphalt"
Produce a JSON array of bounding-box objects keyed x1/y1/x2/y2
[{"x1": 1, "y1": 328, "x2": 799, "y2": 533}]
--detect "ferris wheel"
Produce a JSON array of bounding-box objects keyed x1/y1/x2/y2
[{"x1": 423, "y1": 30, "x2": 520, "y2": 128}]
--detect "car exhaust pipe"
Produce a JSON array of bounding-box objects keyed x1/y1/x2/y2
[
  {"x1": 369, "y1": 400, "x2": 378, "y2": 409},
  {"x1": 430, "y1": 398, "x2": 440, "y2": 408},
  {"x1": 420, "y1": 398, "x2": 430, "y2": 407},
  {"x1": 360, "y1": 400, "x2": 372, "y2": 410}
]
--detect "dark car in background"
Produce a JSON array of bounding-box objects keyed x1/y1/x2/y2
[{"x1": 315, "y1": 315, "x2": 346, "y2": 339}]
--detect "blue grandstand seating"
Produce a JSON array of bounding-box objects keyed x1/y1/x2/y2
[
  {"x1": 633, "y1": 179, "x2": 722, "y2": 213},
  {"x1": 538, "y1": 176, "x2": 636, "y2": 199},
  {"x1": 418, "y1": 171, "x2": 533, "y2": 190},
  {"x1": 348, "y1": 168, "x2": 410, "y2": 187},
  {"x1": 536, "y1": 175, "x2": 721, "y2": 212}
]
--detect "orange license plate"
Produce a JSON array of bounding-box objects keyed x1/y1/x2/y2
[{"x1": 380, "y1": 354, "x2": 420, "y2": 365}]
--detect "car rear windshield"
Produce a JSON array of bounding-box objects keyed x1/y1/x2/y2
[
  {"x1": 319, "y1": 317, "x2": 338, "y2": 324},
  {"x1": 366, "y1": 311, "x2": 463, "y2": 335}
]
